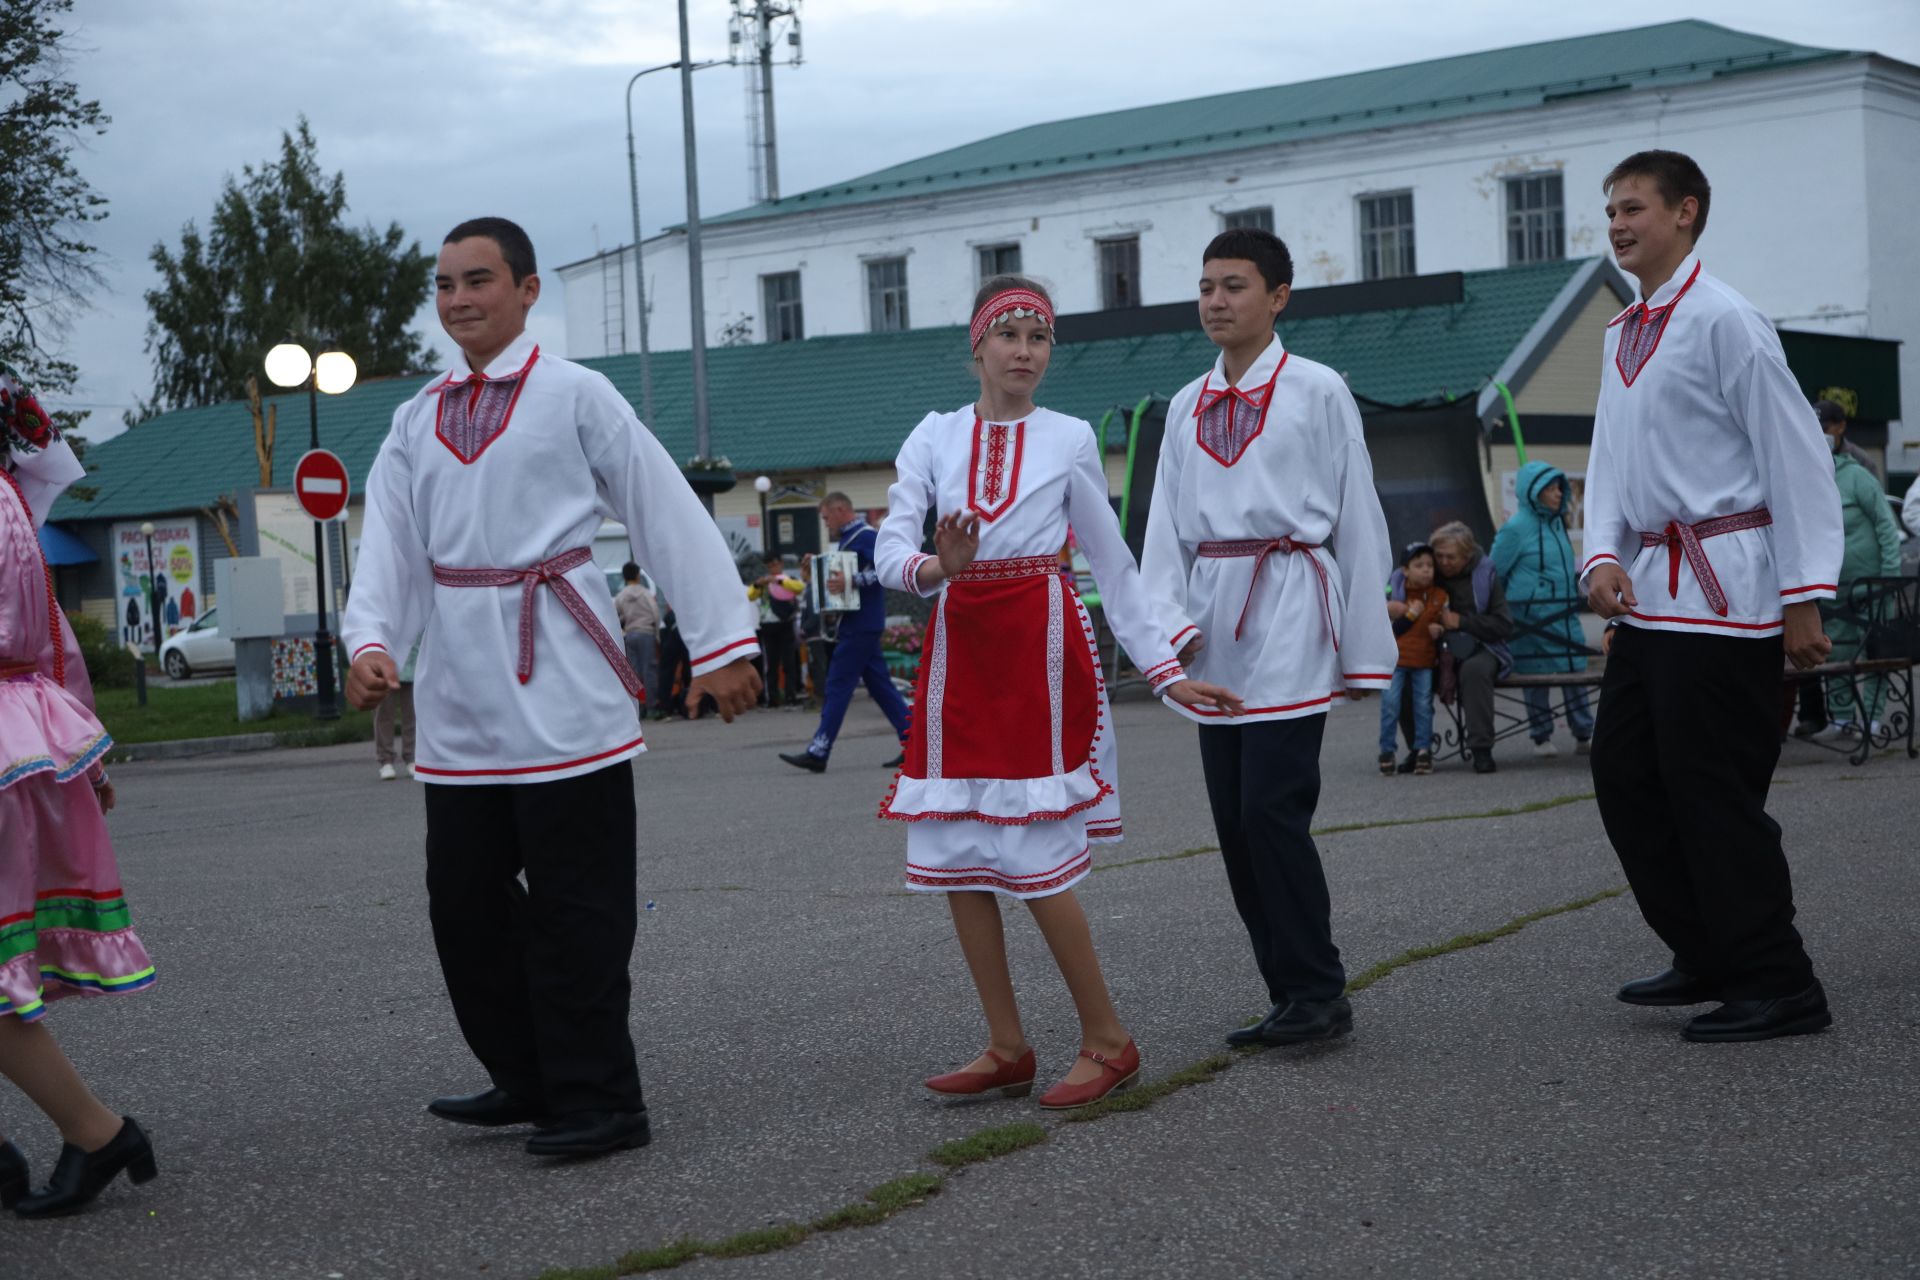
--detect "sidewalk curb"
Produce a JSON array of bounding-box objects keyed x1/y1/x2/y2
[{"x1": 106, "y1": 726, "x2": 371, "y2": 763}]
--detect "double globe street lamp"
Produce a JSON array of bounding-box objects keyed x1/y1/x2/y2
[{"x1": 264, "y1": 340, "x2": 357, "y2": 720}]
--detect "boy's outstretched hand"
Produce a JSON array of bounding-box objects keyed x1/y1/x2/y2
[
  {"x1": 687, "y1": 657, "x2": 763, "y2": 722},
  {"x1": 1164, "y1": 678, "x2": 1245, "y2": 717}
]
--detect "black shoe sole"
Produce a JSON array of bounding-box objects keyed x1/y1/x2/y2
[
  {"x1": 1260, "y1": 1019, "x2": 1354, "y2": 1046},
  {"x1": 525, "y1": 1126, "x2": 653, "y2": 1157},
  {"x1": 1681, "y1": 1009, "x2": 1833, "y2": 1043},
  {"x1": 427, "y1": 1107, "x2": 553, "y2": 1128},
  {"x1": 1617, "y1": 990, "x2": 1721, "y2": 1007}
]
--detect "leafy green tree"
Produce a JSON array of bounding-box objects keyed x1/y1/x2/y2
[
  {"x1": 140, "y1": 119, "x2": 434, "y2": 413},
  {"x1": 0, "y1": 0, "x2": 108, "y2": 489}
]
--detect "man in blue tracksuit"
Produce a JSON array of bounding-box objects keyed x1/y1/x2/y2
[{"x1": 779, "y1": 492, "x2": 913, "y2": 772}]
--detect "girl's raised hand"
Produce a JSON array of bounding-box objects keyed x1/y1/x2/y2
[
  {"x1": 1164, "y1": 679, "x2": 1245, "y2": 717},
  {"x1": 934, "y1": 510, "x2": 982, "y2": 578}
]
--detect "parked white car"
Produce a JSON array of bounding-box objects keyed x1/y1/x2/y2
[{"x1": 159, "y1": 608, "x2": 235, "y2": 679}]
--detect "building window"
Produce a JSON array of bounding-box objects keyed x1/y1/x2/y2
[
  {"x1": 1358, "y1": 191, "x2": 1416, "y2": 280},
  {"x1": 1222, "y1": 207, "x2": 1274, "y2": 233},
  {"x1": 1097, "y1": 236, "x2": 1141, "y2": 310},
  {"x1": 976, "y1": 242, "x2": 1022, "y2": 283},
  {"x1": 865, "y1": 257, "x2": 909, "y2": 333},
  {"x1": 761, "y1": 271, "x2": 804, "y2": 343},
  {"x1": 1506, "y1": 173, "x2": 1565, "y2": 265}
]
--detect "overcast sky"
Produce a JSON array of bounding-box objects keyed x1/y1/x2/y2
[{"x1": 47, "y1": 0, "x2": 1920, "y2": 441}]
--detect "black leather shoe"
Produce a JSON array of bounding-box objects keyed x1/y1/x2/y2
[
  {"x1": 1226, "y1": 998, "x2": 1353, "y2": 1047},
  {"x1": 525, "y1": 1110, "x2": 652, "y2": 1157},
  {"x1": 1471, "y1": 749, "x2": 1497, "y2": 774},
  {"x1": 882, "y1": 752, "x2": 905, "y2": 769},
  {"x1": 13, "y1": 1118, "x2": 156, "y2": 1218},
  {"x1": 1396, "y1": 752, "x2": 1417, "y2": 774},
  {"x1": 1617, "y1": 968, "x2": 1721, "y2": 1006},
  {"x1": 428, "y1": 1088, "x2": 551, "y2": 1128},
  {"x1": 0, "y1": 1140, "x2": 28, "y2": 1210},
  {"x1": 779, "y1": 750, "x2": 826, "y2": 773},
  {"x1": 1683, "y1": 982, "x2": 1832, "y2": 1043}
]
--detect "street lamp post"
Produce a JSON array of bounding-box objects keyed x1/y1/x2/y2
[
  {"x1": 678, "y1": 0, "x2": 714, "y2": 477},
  {"x1": 754, "y1": 474, "x2": 773, "y2": 554},
  {"x1": 625, "y1": 58, "x2": 721, "y2": 427},
  {"x1": 139, "y1": 520, "x2": 161, "y2": 666},
  {"x1": 265, "y1": 340, "x2": 358, "y2": 721}
]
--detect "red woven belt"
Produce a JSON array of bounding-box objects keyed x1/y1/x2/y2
[
  {"x1": 430, "y1": 546, "x2": 642, "y2": 697},
  {"x1": 0, "y1": 661, "x2": 36, "y2": 681},
  {"x1": 1196, "y1": 537, "x2": 1336, "y2": 647},
  {"x1": 949, "y1": 555, "x2": 1061, "y2": 583},
  {"x1": 1637, "y1": 507, "x2": 1771, "y2": 617}
]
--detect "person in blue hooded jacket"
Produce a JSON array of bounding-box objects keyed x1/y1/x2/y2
[{"x1": 1490, "y1": 461, "x2": 1593, "y2": 755}]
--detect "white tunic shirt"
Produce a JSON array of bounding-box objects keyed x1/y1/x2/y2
[
  {"x1": 1579, "y1": 253, "x2": 1843, "y2": 637},
  {"x1": 342, "y1": 334, "x2": 758, "y2": 784},
  {"x1": 1141, "y1": 335, "x2": 1397, "y2": 724}
]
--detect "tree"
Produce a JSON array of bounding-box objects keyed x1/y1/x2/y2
[
  {"x1": 140, "y1": 119, "x2": 434, "y2": 412},
  {"x1": 0, "y1": 0, "x2": 109, "y2": 490}
]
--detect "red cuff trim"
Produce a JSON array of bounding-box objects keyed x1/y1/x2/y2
[
  {"x1": 1147, "y1": 665, "x2": 1186, "y2": 693},
  {"x1": 1580, "y1": 553, "x2": 1620, "y2": 574},
  {"x1": 1170, "y1": 624, "x2": 1201, "y2": 648},
  {"x1": 903, "y1": 553, "x2": 932, "y2": 594},
  {"x1": 351, "y1": 643, "x2": 389, "y2": 660},
  {"x1": 1779, "y1": 584, "x2": 1835, "y2": 596},
  {"x1": 1344, "y1": 671, "x2": 1394, "y2": 681},
  {"x1": 413, "y1": 735, "x2": 646, "y2": 778},
  {"x1": 690, "y1": 636, "x2": 759, "y2": 666}
]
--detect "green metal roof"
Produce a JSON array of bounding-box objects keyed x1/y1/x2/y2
[
  {"x1": 51, "y1": 258, "x2": 1591, "y2": 522},
  {"x1": 705, "y1": 21, "x2": 1846, "y2": 228}
]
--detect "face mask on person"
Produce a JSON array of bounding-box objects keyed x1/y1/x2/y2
[{"x1": 1826, "y1": 433, "x2": 1842, "y2": 454}]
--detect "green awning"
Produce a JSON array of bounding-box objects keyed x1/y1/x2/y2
[{"x1": 1778, "y1": 329, "x2": 1903, "y2": 423}]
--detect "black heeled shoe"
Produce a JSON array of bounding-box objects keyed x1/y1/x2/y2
[
  {"x1": 13, "y1": 1117, "x2": 157, "y2": 1218},
  {"x1": 0, "y1": 1140, "x2": 28, "y2": 1210}
]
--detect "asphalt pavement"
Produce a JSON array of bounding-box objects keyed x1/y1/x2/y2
[{"x1": 3, "y1": 691, "x2": 1914, "y2": 1279}]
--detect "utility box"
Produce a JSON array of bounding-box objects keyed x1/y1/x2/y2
[
  {"x1": 215, "y1": 558, "x2": 285, "y2": 723},
  {"x1": 214, "y1": 557, "x2": 285, "y2": 639}
]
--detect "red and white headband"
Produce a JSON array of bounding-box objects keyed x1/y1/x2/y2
[{"x1": 969, "y1": 288, "x2": 1055, "y2": 350}]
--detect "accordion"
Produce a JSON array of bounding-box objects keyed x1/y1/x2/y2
[{"x1": 808, "y1": 550, "x2": 862, "y2": 614}]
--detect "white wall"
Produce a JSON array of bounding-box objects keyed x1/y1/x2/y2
[{"x1": 562, "y1": 57, "x2": 1914, "y2": 441}]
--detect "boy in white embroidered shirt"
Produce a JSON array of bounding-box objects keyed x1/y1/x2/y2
[{"x1": 1582, "y1": 151, "x2": 1843, "y2": 1044}]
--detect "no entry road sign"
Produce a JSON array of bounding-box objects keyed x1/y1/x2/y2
[{"x1": 293, "y1": 449, "x2": 350, "y2": 522}]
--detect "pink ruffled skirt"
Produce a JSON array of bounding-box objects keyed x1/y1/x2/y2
[{"x1": 1, "y1": 671, "x2": 154, "y2": 1020}]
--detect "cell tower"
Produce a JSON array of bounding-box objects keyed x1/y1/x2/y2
[{"x1": 727, "y1": 0, "x2": 803, "y2": 203}]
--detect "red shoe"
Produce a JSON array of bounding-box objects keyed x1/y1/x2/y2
[
  {"x1": 1036, "y1": 1040, "x2": 1140, "y2": 1110},
  {"x1": 924, "y1": 1046, "x2": 1037, "y2": 1098}
]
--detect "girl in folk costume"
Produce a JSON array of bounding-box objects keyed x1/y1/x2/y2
[
  {"x1": 0, "y1": 366, "x2": 158, "y2": 1217},
  {"x1": 875, "y1": 278, "x2": 1242, "y2": 1109}
]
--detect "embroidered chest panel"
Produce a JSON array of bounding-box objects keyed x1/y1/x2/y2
[
  {"x1": 1194, "y1": 352, "x2": 1287, "y2": 468},
  {"x1": 967, "y1": 418, "x2": 1026, "y2": 521},
  {"x1": 436, "y1": 376, "x2": 527, "y2": 464},
  {"x1": 1614, "y1": 307, "x2": 1676, "y2": 387}
]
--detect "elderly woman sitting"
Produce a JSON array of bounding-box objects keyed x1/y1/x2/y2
[{"x1": 1428, "y1": 522, "x2": 1515, "y2": 773}]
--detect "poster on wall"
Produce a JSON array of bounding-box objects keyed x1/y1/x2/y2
[
  {"x1": 254, "y1": 492, "x2": 323, "y2": 618},
  {"x1": 110, "y1": 520, "x2": 200, "y2": 651}
]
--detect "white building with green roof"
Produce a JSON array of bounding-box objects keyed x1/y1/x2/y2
[{"x1": 561, "y1": 19, "x2": 1919, "y2": 464}]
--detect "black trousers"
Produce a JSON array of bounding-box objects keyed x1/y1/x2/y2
[
  {"x1": 1590, "y1": 626, "x2": 1816, "y2": 1000},
  {"x1": 757, "y1": 621, "x2": 801, "y2": 706},
  {"x1": 423, "y1": 762, "x2": 644, "y2": 1115},
  {"x1": 1197, "y1": 714, "x2": 1347, "y2": 1005}
]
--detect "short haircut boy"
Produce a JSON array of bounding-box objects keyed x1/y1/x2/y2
[
  {"x1": 1601, "y1": 150, "x2": 1712, "y2": 239},
  {"x1": 444, "y1": 216, "x2": 538, "y2": 283},
  {"x1": 1202, "y1": 228, "x2": 1294, "y2": 291}
]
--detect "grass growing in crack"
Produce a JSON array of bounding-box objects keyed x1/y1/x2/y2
[
  {"x1": 704, "y1": 1225, "x2": 811, "y2": 1259},
  {"x1": 1060, "y1": 1053, "x2": 1233, "y2": 1123},
  {"x1": 1343, "y1": 887, "x2": 1626, "y2": 994},
  {"x1": 607, "y1": 1238, "x2": 702, "y2": 1274},
  {"x1": 1313, "y1": 792, "x2": 1596, "y2": 836},
  {"x1": 1094, "y1": 793, "x2": 1598, "y2": 874},
  {"x1": 812, "y1": 1172, "x2": 944, "y2": 1232},
  {"x1": 929, "y1": 1120, "x2": 1047, "y2": 1167}
]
